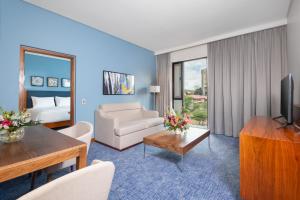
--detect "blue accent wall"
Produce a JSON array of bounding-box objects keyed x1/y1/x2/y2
[
  {"x1": 0, "y1": 0, "x2": 156, "y2": 124},
  {"x1": 24, "y1": 53, "x2": 71, "y2": 91}
]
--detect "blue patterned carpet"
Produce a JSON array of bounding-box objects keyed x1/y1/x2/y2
[{"x1": 0, "y1": 134, "x2": 240, "y2": 200}]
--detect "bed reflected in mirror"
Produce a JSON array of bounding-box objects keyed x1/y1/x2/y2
[{"x1": 19, "y1": 46, "x2": 75, "y2": 129}]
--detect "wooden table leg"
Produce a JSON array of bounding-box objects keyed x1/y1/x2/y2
[
  {"x1": 76, "y1": 145, "x2": 87, "y2": 170},
  {"x1": 30, "y1": 172, "x2": 37, "y2": 190}
]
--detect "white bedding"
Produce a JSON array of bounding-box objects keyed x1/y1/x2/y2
[{"x1": 28, "y1": 106, "x2": 70, "y2": 123}]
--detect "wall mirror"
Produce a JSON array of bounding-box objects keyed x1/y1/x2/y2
[{"x1": 19, "y1": 46, "x2": 75, "y2": 129}]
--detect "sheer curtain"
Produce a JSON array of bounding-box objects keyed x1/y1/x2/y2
[
  {"x1": 156, "y1": 53, "x2": 172, "y2": 116},
  {"x1": 208, "y1": 26, "x2": 287, "y2": 137}
]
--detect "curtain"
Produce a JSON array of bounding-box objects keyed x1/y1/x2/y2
[
  {"x1": 156, "y1": 53, "x2": 172, "y2": 116},
  {"x1": 208, "y1": 26, "x2": 287, "y2": 137}
]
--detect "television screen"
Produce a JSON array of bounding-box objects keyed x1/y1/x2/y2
[
  {"x1": 103, "y1": 71, "x2": 135, "y2": 95},
  {"x1": 281, "y1": 73, "x2": 294, "y2": 124}
]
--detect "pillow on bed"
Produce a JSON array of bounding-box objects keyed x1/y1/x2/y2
[
  {"x1": 31, "y1": 97, "x2": 55, "y2": 109},
  {"x1": 55, "y1": 96, "x2": 70, "y2": 107}
]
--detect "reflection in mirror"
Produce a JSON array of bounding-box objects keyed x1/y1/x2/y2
[{"x1": 19, "y1": 46, "x2": 75, "y2": 129}]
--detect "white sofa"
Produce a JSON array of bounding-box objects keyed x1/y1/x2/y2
[{"x1": 95, "y1": 102, "x2": 165, "y2": 150}]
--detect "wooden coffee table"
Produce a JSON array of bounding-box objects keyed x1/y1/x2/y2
[{"x1": 143, "y1": 128, "x2": 210, "y2": 170}]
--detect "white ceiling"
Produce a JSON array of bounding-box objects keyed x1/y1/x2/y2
[{"x1": 25, "y1": 0, "x2": 291, "y2": 54}]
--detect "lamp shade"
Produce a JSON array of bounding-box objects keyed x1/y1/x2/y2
[{"x1": 149, "y1": 85, "x2": 160, "y2": 93}]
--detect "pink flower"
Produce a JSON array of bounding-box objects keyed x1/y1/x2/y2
[
  {"x1": 1, "y1": 120, "x2": 12, "y2": 127},
  {"x1": 170, "y1": 120, "x2": 176, "y2": 126}
]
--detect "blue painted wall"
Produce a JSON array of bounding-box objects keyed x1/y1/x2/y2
[
  {"x1": 25, "y1": 53, "x2": 71, "y2": 91},
  {"x1": 0, "y1": 0, "x2": 156, "y2": 123}
]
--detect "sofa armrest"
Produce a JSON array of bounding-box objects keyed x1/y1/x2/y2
[
  {"x1": 96, "y1": 110, "x2": 119, "y2": 128},
  {"x1": 94, "y1": 110, "x2": 119, "y2": 145},
  {"x1": 142, "y1": 109, "x2": 159, "y2": 118}
]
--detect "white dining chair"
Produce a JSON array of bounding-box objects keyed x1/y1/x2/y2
[
  {"x1": 46, "y1": 121, "x2": 94, "y2": 181},
  {"x1": 20, "y1": 160, "x2": 115, "y2": 200},
  {"x1": 30, "y1": 121, "x2": 94, "y2": 189}
]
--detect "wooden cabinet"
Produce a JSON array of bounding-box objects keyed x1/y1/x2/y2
[{"x1": 240, "y1": 117, "x2": 300, "y2": 200}]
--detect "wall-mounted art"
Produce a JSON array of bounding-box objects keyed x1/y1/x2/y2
[
  {"x1": 61, "y1": 78, "x2": 70, "y2": 88},
  {"x1": 31, "y1": 76, "x2": 44, "y2": 87},
  {"x1": 103, "y1": 70, "x2": 135, "y2": 95},
  {"x1": 47, "y1": 77, "x2": 59, "y2": 87}
]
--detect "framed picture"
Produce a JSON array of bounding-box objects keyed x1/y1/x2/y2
[
  {"x1": 47, "y1": 77, "x2": 59, "y2": 87},
  {"x1": 103, "y1": 70, "x2": 135, "y2": 95},
  {"x1": 31, "y1": 76, "x2": 44, "y2": 87},
  {"x1": 61, "y1": 78, "x2": 70, "y2": 88}
]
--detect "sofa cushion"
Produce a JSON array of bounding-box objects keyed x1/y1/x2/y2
[
  {"x1": 107, "y1": 109, "x2": 143, "y2": 122},
  {"x1": 142, "y1": 117, "x2": 164, "y2": 128},
  {"x1": 100, "y1": 102, "x2": 142, "y2": 112},
  {"x1": 115, "y1": 120, "x2": 147, "y2": 136}
]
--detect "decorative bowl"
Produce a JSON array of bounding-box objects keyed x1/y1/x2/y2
[{"x1": 0, "y1": 127, "x2": 25, "y2": 143}]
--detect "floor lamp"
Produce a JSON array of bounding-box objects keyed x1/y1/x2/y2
[{"x1": 149, "y1": 85, "x2": 160, "y2": 110}]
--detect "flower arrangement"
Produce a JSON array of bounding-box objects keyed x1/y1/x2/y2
[
  {"x1": 164, "y1": 108, "x2": 192, "y2": 133},
  {"x1": 0, "y1": 107, "x2": 39, "y2": 143}
]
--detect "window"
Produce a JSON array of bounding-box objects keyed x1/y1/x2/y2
[{"x1": 172, "y1": 58, "x2": 208, "y2": 128}]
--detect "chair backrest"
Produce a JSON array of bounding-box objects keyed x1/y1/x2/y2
[
  {"x1": 18, "y1": 160, "x2": 115, "y2": 200},
  {"x1": 99, "y1": 102, "x2": 143, "y2": 122},
  {"x1": 58, "y1": 121, "x2": 93, "y2": 152}
]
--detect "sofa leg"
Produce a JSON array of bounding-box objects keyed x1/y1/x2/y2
[{"x1": 94, "y1": 140, "x2": 143, "y2": 151}]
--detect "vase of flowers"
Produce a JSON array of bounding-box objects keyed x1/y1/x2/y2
[
  {"x1": 164, "y1": 109, "x2": 192, "y2": 135},
  {"x1": 0, "y1": 107, "x2": 39, "y2": 143}
]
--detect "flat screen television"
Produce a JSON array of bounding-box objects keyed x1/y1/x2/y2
[{"x1": 281, "y1": 73, "x2": 294, "y2": 124}]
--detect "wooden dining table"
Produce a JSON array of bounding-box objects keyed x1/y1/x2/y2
[{"x1": 0, "y1": 125, "x2": 87, "y2": 183}]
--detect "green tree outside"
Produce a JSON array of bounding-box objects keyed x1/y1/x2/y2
[{"x1": 183, "y1": 95, "x2": 208, "y2": 126}]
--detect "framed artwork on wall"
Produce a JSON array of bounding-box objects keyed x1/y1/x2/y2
[
  {"x1": 47, "y1": 77, "x2": 59, "y2": 87},
  {"x1": 103, "y1": 70, "x2": 135, "y2": 95},
  {"x1": 61, "y1": 78, "x2": 70, "y2": 88},
  {"x1": 31, "y1": 76, "x2": 44, "y2": 87}
]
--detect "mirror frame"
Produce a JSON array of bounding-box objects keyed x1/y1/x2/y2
[{"x1": 19, "y1": 46, "x2": 76, "y2": 128}]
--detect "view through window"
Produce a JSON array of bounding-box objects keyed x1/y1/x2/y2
[
  {"x1": 183, "y1": 58, "x2": 208, "y2": 127},
  {"x1": 173, "y1": 58, "x2": 208, "y2": 128}
]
